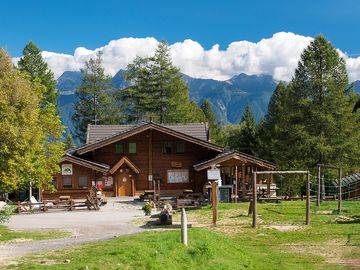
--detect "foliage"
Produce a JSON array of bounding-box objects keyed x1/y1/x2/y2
[
  {"x1": 121, "y1": 41, "x2": 204, "y2": 124},
  {"x1": 0, "y1": 49, "x2": 63, "y2": 192},
  {"x1": 260, "y1": 36, "x2": 360, "y2": 184},
  {"x1": 72, "y1": 52, "x2": 123, "y2": 143},
  {"x1": 64, "y1": 132, "x2": 75, "y2": 150},
  {"x1": 142, "y1": 201, "x2": 155, "y2": 215},
  {"x1": 18, "y1": 42, "x2": 58, "y2": 107},
  {"x1": 0, "y1": 204, "x2": 15, "y2": 224},
  {"x1": 200, "y1": 99, "x2": 221, "y2": 143},
  {"x1": 220, "y1": 105, "x2": 259, "y2": 156}
]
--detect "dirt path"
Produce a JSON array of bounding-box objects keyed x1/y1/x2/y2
[{"x1": 0, "y1": 197, "x2": 144, "y2": 264}]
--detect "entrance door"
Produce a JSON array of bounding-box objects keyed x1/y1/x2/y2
[{"x1": 117, "y1": 172, "x2": 133, "y2": 196}]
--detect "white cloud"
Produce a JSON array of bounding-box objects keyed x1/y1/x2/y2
[{"x1": 13, "y1": 32, "x2": 360, "y2": 82}]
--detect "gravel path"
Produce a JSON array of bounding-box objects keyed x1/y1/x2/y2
[{"x1": 0, "y1": 197, "x2": 145, "y2": 264}]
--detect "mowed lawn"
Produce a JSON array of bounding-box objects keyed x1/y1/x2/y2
[
  {"x1": 0, "y1": 226, "x2": 69, "y2": 243},
  {"x1": 4, "y1": 201, "x2": 360, "y2": 270}
]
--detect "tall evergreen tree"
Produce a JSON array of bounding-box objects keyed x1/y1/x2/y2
[
  {"x1": 18, "y1": 42, "x2": 58, "y2": 107},
  {"x1": 200, "y1": 99, "x2": 221, "y2": 143},
  {"x1": 0, "y1": 49, "x2": 63, "y2": 191},
  {"x1": 73, "y1": 52, "x2": 123, "y2": 143},
  {"x1": 262, "y1": 36, "x2": 360, "y2": 173},
  {"x1": 122, "y1": 41, "x2": 203, "y2": 124}
]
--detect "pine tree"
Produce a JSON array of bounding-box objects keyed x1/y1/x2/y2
[
  {"x1": 121, "y1": 41, "x2": 204, "y2": 124},
  {"x1": 263, "y1": 36, "x2": 360, "y2": 174},
  {"x1": 0, "y1": 49, "x2": 63, "y2": 192},
  {"x1": 18, "y1": 42, "x2": 58, "y2": 107},
  {"x1": 200, "y1": 99, "x2": 221, "y2": 143},
  {"x1": 73, "y1": 52, "x2": 123, "y2": 143},
  {"x1": 64, "y1": 133, "x2": 75, "y2": 150}
]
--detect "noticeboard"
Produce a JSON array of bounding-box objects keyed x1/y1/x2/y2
[{"x1": 207, "y1": 168, "x2": 221, "y2": 180}]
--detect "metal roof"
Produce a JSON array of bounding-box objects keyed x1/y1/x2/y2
[
  {"x1": 86, "y1": 123, "x2": 209, "y2": 144},
  {"x1": 332, "y1": 172, "x2": 360, "y2": 188}
]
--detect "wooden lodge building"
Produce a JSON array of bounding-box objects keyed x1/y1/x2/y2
[{"x1": 42, "y1": 122, "x2": 275, "y2": 200}]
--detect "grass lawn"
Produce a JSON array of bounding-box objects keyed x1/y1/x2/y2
[
  {"x1": 3, "y1": 201, "x2": 359, "y2": 270},
  {"x1": 0, "y1": 225, "x2": 70, "y2": 243}
]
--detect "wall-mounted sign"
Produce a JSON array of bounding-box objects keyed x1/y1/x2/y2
[
  {"x1": 171, "y1": 161, "x2": 182, "y2": 168},
  {"x1": 62, "y1": 164, "x2": 73, "y2": 175},
  {"x1": 148, "y1": 175, "x2": 153, "y2": 181},
  {"x1": 167, "y1": 169, "x2": 189, "y2": 183},
  {"x1": 105, "y1": 176, "x2": 113, "y2": 187}
]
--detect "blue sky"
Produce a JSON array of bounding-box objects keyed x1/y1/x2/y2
[{"x1": 2, "y1": 0, "x2": 359, "y2": 56}]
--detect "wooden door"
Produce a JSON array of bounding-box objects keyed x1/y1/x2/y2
[{"x1": 117, "y1": 173, "x2": 132, "y2": 196}]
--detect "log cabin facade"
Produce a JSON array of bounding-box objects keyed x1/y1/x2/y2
[{"x1": 42, "y1": 122, "x2": 275, "y2": 200}]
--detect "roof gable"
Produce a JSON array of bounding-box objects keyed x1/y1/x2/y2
[{"x1": 109, "y1": 156, "x2": 140, "y2": 174}]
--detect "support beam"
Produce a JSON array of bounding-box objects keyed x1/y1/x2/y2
[
  {"x1": 148, "y1": 129, "x2": 153, "y2": 190},
  {"x1": 252, "y1": 172, "x2": 257, "y2": 228},
  {"x1": 267, "y1": 174, "x2": 272, "y2": 198},
  {"x1": 235, "y1": 166, "x2": 238, "y2": 203},
  {"x1": 211, "y1": 180, "x2": 218, "y2": 226},
  {"x1": 338, "y1": 168, "x2": 342, "y2": 214},
  {"x1": 242, "y1": 164, "x2": 246, "y2": 199},
  {"x1": 317, "y1": 166, "x2": 321, "y2": 206},
  {"x1": 306, "y1": 172, "x2": 310, "y2": 225}
]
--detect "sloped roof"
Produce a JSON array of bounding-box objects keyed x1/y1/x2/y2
[
  {"x1": 193, "y1": 150, "x2": 276, "y2": 171},
  {"x1": 86, "y1": 123, "x2": 209, "y2": 144},
  {"x1": 62, "y1": 154, "x2": 110, "y2": 173},
  {"x1": 333, "y1": 172, "x2": 360, "y2": 188},
  {"x1": 77, "y1": 122, "x2": 222, "y2": 155},
  {"x1": 109, "y1": 156, "x2": 140, "y2": 174}
]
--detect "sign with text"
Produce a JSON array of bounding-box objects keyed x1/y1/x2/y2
[
  {"x1": 167, "y1": 169, "x2": 189, "y2": 183},
  {"x1": 61, "y1": 164, "x2": 73, "y2": 175},
  {"x1": 207, "y1": 168, "x2": 221, "y2": 181}
]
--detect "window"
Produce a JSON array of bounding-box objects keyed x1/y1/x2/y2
[
  {"x1": 52, "y1": 178, "x2": 57, "y2": 189},
  {"x1": 129, "y1": 142, "x2": 137, "y2": 154},
  {"x1": 176, "y1": 142, "x2": 185, "y2": 153},
  {"x1": 78, "y1": 176, "x2": 88, "y2": 188},
  {"x1": 62, "y1": 176, "x2": 72, "y2": 188},
  {"x1": 163, "y1": 142, "x2": 172, "y2": 154},
  {"x1": 115, "y1": 143, "x2": 123, "y2": 154}
]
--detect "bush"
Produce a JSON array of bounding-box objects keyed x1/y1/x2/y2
[
  {"x1": 142, "y1": 201, "x2": 155, "y2": 216},
  {"x1": 0, "y1": 204, "x2": 15, "y2": 224}
]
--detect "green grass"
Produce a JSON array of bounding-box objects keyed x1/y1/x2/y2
[
  {"x1": 3, "y1": 201, "x2": 360, "y2": 270},
  {"x1": 0, "y1": 225, "x2": 70, "y2": 243}
]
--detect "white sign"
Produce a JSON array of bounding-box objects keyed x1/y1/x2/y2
[
  {"x1": 62, "y1": 164, "x2": 73, "y2": 175},
  {"x1": 148, "y1": 175, "x2": 153, "y2": 181},
  {"x1": 207, "y1": 168, "x2": 221, "y2": 180},
  {"x1": 105, "y1": 177, "x2": 113, "y2": 187},
  {"x1": 167, "y1": 170, "x2": 189, "y2": 183}
]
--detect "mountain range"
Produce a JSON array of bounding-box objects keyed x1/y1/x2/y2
[{"x1": 57, "y1": 70, "x2": 360, "y2": 137}]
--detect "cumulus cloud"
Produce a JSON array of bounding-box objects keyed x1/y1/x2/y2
[{"x1": 13, "y1": 32, "x2": 360, "y2": 82}]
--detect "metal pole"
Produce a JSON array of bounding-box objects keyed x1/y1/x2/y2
[
  {"x1": 181, "y1": 208, "x2": 188, "y2": 246},
  {"x1": 306, "y1": 172, "x2": 310, "y2": 225},
  {"x1": 338, "y1": 168, "x2": 342, "y2": 214},
  {"x1": 317, "y1": 166, "x2": 321, "y2": 206},
  {"x1": 252, "y1": 172, "x2": 257, "y2": 228}
]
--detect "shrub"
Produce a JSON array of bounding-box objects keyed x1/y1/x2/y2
[{"x1": 0, "y1": 204, "x2": 15, "y2": 224}]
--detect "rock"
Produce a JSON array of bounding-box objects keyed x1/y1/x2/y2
[{"x1": 64, "y1": 259, "x2": 71, "y2": 263}]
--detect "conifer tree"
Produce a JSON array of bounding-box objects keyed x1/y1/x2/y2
[
  {"x1": 64, "y1": 133, "x2": 75, "y2": 150},
  {"x1": 122, "y1": 41, "x2": 204, "y2": 124},
  {"x1": 200, "y1": 99, "x2": 221, "y2": 143},
  {"x1": 18, "y1": 42, "x2": 58, "y2": 107},
  {"x1": 73, "y1": 52, "x2": 123, "y2": 143}
]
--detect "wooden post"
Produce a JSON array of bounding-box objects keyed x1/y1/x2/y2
[
  {"x1": 18, "y1": 201, "x2": 21, "y2": 214},
  {"x1": 148, "y1": 129, "x2": 153, "y2": 190},
  {"x1": 338, "y1": 168, "x2": 342, "y2": 214},
  {"x1": 181, "y1": 208, "x2": 188, "y2": 246},
  {"x1": 306, "y1": 172, "x2": 310, "y2": 225},
  {"x1": 242, "y1": 164, "x2": 246, "y2": 199},
  {"x1": 317, "y1": 166, "x2": 321, "y2": 206},
  {"x1": 252, "y1": 172, "x2": 257, "y2": 228},
  {"x1": 211, "y1": 180, "x2": 218, "y2": 226},
  {"x1": 267, "y1": 174, "x2": 272, "y2": 198},
  {"x1": 235, "y1": 166, "x2": 238, "y2": 203}
]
